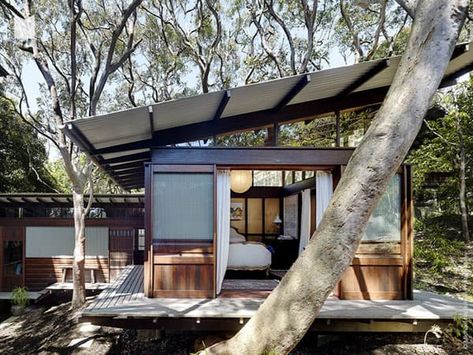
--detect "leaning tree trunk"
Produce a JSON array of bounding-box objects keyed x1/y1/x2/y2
[
  {"x1": 204, "y1": 1, "x2": 468, "y2": 354},
  {"x1": 457, "y1": 127, "x2": 470, "y2": 242},
  {"x1": 72, "y1": 190, "x2": 87, "y2": 307}
]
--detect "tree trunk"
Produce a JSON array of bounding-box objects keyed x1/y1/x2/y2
[
  {"x1": 71, "y1": 190, "x2": 87, "y2": 308},
  {"x1": 457, "y1": 124, "x2": 470, "y2": 242},
  {"x1": 204, "y1": 1, "x2": 468, "y2": 354}
]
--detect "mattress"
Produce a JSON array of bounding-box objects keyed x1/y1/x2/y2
[{"x1": 227, "y1": 242, "x2": 272, "y2": 270}]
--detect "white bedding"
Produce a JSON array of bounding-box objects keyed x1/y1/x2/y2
[{"x1": 227, "y1": 242, "x2": 272, "y2": 270}]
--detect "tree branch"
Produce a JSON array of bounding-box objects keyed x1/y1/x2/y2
[{"x1": 395, "y1": 0, "x2": 418, "y2": 18}]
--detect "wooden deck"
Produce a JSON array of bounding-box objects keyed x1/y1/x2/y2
[
  {"x1": 0, "y1": 290, "x2": 47, "y2": 301},
  {"x1": 46, "y1": 282, "x2": 109, "y2": 291},
  {"x1": 81, "y1": 265, "x2": 473, "y2": 332}
]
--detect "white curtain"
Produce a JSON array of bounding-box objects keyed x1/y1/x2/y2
[
  {"x1": 216, "y1": 170, "x2": 231, "y2": 294},
  {"x1": 298, "y1": 189, "x2": 311, "y2": 255},
  {"x1": 316, "y1": 171, "x2": 333, "y2": 228}
]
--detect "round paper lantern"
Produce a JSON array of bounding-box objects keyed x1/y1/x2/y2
[{"x1": 231, "y1": 170, "x2": 253, "y2": 193}]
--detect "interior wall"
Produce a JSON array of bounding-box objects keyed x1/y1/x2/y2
[
  {"x1": 230, "y1": 196, "x2": 281, "y2": 240},
  {"x1": 230, "y1": 198, "x2": 246, "y2": 232}
]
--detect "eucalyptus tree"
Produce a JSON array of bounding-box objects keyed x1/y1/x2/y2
[
  {"x1": 337, "y1": 0, "x2": 410, "y2": 62},
  {"x1": 203, "y1": 0, "x2": 469, "y2": 353},
  {"x1": 0, "y1": 0, "x2": 143, "y2": 307}
]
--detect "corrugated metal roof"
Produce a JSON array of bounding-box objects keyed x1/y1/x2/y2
[{"x1": 63, "y1": 42, "x2": 473, "y2": 190}]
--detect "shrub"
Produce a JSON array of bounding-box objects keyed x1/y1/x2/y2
[{"x1": 11, "y1": 287, "x2": 29, "y2": 308}]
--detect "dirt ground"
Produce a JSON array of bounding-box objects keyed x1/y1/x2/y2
[{"x1": 0, "y1": 292, "x2": 470, "y2": 355}]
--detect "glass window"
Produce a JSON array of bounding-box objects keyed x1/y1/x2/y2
[
  {"x1": 137, "y1": 229, "x2": 145, "y2": 251},
  {"x1": 305, "y1": 171, "x2": 315, "y2": 179},
  {"x1": 153, "y1": 173, "x2": 214, "y2": 241},
  {"x1": 253, "y1": 171, "x2": 283, "y2": 187},
  {"x1": 294, "y1": 171, "x2": 303, "y2": 183},
  {"x1": 284, "y1": 171, "x2": 293, "y2": 185},
  {"x1": 363, "y1": 175, "x2": 401, "y2": 242}
]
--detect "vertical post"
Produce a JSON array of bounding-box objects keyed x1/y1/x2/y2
[
  {"x1": 265, "y1": 123, "x2": 279, "y2": 146},
  {"x1": 335, "y1": 111, "x2": 341, "y2": 147},
  {"x1": 213, "y1": 165, "x2": 217, "y2": 298},
  {"x1": 144, "y1": 163, "x2": 153, "y2": 297},
  {"x1": 405, "y1": 165, "x2": 414, "y2": 299}
]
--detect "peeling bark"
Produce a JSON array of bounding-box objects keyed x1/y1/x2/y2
[{"x1": 203, "y1": 0, "x2": 468, "y2": 354}]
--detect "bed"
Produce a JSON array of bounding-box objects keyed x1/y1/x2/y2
[{"x1": 227, "y1": 228, "x2": 272, "y2": 271}]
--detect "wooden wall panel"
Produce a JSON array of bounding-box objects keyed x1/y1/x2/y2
[
  {"x1": 247, "y1": 198, "x2": 263, "y2": 234},
  {"x1": 24, "y1": 257, "x2": 109, "y2": 290},
  {"x1": 109, "y1": 228, "x2": 134, "y2": 281},
  {"x1": 339, "y1": 263, "x2": 403, "y2": 300},
  {"x1": 152, "y1": 264, "x2": 213, "y2": 298},
  {"x1": 152, "y1": 241, "x2": 214, "y2": 298},
  {"x1": 264, "y1": 198, "x2": 280, "y2": 234}
]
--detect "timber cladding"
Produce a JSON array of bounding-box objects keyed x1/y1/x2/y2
[
  {"x1": 25, "y1": 257, "x2": 109, "y2": 290},
  {"x1": 1, "y1": 218, "x2": 142, "y2": 291},
  {"x1": 152, "y1": 242, "x2": 214, "y2": 298}
]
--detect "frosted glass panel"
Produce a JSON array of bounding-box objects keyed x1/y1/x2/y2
[
  {"x1": 153, "y1": 173, "x2": 213, "y2": 240},
  {"x1": 363, "y1": 175, "x2": 401, "y2": 242},
  {"x1": 26, "y1": 227, "x2": 108, "y2": 257}
]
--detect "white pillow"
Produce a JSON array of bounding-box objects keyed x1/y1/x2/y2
[{"x1": 230, "y1": 228, "x2": 246, "y2": 243}]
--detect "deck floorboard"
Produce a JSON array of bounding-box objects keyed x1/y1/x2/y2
[{"x1": 83, "y1": 265, "x2": 473, "y2": 321}]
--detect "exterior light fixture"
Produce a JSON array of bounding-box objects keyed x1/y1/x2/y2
[{"x1": 231, "y1": 170, "x2": 253, "y2": 193}]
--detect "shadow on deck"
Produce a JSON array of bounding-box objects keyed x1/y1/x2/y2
[{"x1": 80, "y1": 265, "x2": 473, "y2": 332}]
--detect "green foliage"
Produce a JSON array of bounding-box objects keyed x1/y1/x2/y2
[
  {"x1": 0, "y1": 94, "x2": 57, "y2": 193},
  {"x1": 47, "y1": 159, "x2": 126, "y2": 194},
  {"x1": 407, "y1": 78, "x2": 473, "y2": 217},
  {"x1": 441, "y1": 316, "x2": 473, "y2": 353},
  {"x1": 11, "y1": 287, "x2": 29, "y2": 308},
  {"x1": 447, "y1": 315, "x2": 473, "y2": 340},
  {"x1": 415, "y1": 218, "x2": 465, "y2": 272}
]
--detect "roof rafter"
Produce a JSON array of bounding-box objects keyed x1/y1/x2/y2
[
  {"x1": 335, "y1": 60, "x2": 389, "y2": 98},
  {"x1": 114, "y1": 168, "x2": 145, "y2": 177},
  {"x1": 272, "y1": 74, "x2": 310, "y2": 112},
  {"x1": 101, "y1": 151, "x2": 150, "y2": 165},
  {"x1": 214, "y1": 90, "x2": 231, "y2": 120}
]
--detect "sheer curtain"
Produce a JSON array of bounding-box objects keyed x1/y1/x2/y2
[
  {"x1": 316, "y1": 171, "x2": 333, "y2": 228},
  {"x1": 298, "y1": 188, "x2": 311, "y2": 255},
  {"x1": 216, "y1": 170, "x2": 231, "y2": 294}
]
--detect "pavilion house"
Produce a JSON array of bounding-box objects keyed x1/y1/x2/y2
[{"x1": 2, "y1": 44, "x2": 472, "y2": 331}]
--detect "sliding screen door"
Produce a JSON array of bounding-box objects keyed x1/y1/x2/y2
[{"x1": 151, "y1": 165, "x2": 215, "y2": 298}]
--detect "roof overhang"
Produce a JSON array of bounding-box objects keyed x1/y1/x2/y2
[
  {"x1": 0, "y1": 193, "x2": 144, "y2": 208},
  {"x1": 63, "y1": 42, "x2": 473, "y2": 190}
]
